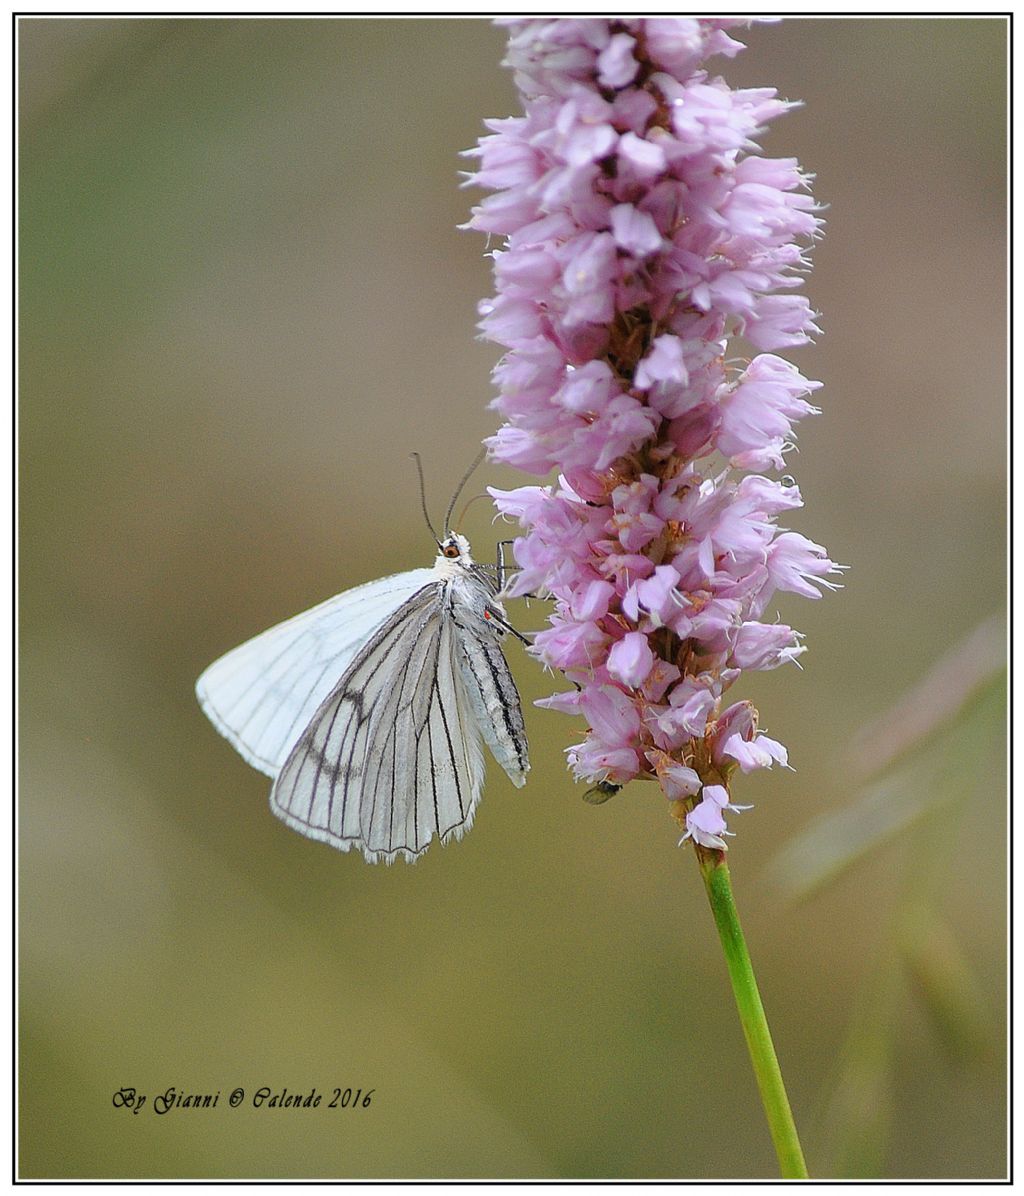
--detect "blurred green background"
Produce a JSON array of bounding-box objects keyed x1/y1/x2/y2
[{"x1": 19, "y1": 17, "x2": 1006, "y2": 1180}]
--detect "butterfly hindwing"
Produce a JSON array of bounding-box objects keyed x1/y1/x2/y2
[
  {"x1": 269, "y1": 583, "x2": 490, "y2": 863},
  {"x1": 359, "y1": 609, "x2": 486, "y2": 860},
  {"x1": 451, "y1": 584, "x2": 529, "y2": 789}
]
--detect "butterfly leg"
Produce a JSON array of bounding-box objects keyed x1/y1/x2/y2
[
  {"x1": 484, "y1": 603, "x2": 533, "y2": 647},
  {"x1": 493, "y1": 539, "x2": 556, "y2": 605},
  {"x1": 496, "y1": 539, "x2": 515, "y2": 592}
]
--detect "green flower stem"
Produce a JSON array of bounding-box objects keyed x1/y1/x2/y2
[{"x1": 696, "y1": 846, "x2": 809, "y2": 1179}]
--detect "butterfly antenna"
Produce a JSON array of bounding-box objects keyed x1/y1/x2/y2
[
  {"x1": 444, "y1": 446, "x2": 487, "y2": 533},
  {"x1": 410, "y1": 452, "x2": 440, "y2": 545},
  {"x1": 455, "y1": 492, "x2": 490, "y2": 533}
]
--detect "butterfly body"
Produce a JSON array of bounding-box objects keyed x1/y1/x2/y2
[{"x1": 196, "y1": 533, "x2": 528, "y2": 863}]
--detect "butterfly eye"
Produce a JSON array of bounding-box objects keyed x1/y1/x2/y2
[{"x1": 443, "y1": 544, "x2": 460, "y2": 559}]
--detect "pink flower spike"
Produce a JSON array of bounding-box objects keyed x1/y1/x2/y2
[{"x1": 469, "y1": 19, "x2": 837, "y2": 846}]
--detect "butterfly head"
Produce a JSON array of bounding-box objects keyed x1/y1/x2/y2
[{"x1": 438, "y1": 532, "x2": 472, "y2": 564}]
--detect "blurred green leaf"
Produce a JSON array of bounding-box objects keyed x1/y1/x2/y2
[
  {"x1": 846, "y1": 614, "x2": 1004, "y2": 784},
  {"x1": 900, "y1": 912, "x2": 996, "y2": 1071},
  {"x1": 764, "y1": 643, "x2": 1005, "y2": 903},
  {"x1": 815, "y1": 953, "x2": 901, "y2": 1178},
  {"x1": 771, "y1": 618, "x2": 1005, "y2": 1177}
]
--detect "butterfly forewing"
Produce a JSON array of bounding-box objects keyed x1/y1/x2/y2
[
  {"x1": 269, "y1": 587, "x2": 436, "y2": 857},
  {"x1": 196, "y1": 570, "x2": 434, "y2": 776}
]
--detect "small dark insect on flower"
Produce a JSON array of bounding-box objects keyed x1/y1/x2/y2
[{"x1": 582, "y1": 780, "x2": 623, "y2": 805}]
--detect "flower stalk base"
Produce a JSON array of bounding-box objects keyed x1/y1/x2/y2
[{"x1": 695, "y1": 846, "x2": 809, "y2": 1179}]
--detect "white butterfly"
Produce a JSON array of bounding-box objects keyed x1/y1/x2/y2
[{"x1": 196, "y1": 530, "x2": 529, "y2": 863}]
